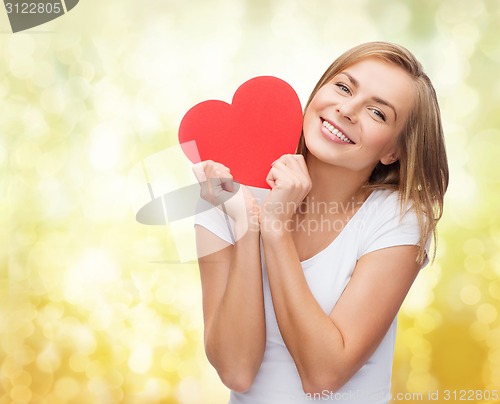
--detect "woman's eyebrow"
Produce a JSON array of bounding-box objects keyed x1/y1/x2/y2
[
  {"x1": 340, "y1": 71, "x2": 360, "y2": 88},
  {"x1": 339, "y1": 72, "x2": 398, "y2": 121}
]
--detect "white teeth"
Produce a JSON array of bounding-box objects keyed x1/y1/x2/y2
[{"x1": 322, "y1": 120, "x2": 353, "y2": 143}]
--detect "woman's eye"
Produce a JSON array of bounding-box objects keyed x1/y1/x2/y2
[
  {"x1": 335, "y1": 83, "x2": 351, "y2": 94},
  {"x1": 371, "y1": 109, "x2": 386, "y2": 122}
]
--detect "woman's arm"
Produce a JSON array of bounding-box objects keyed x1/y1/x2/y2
[
  {"x1": 197, "y1": 219, "x2": 265, "y2": 393},
  {"x1": 194, "y1": 161, "x2": 265, "y2": 393},
  {"x1": 260, "y1": 154, "x2": 421, "y2": 393},
  {"x1": 261, "y1": 229, "x2": 420, "y2": 394}
]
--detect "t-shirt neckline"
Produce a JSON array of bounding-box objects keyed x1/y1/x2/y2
[{"x1": 300, "y1": 189, "x2": 377, "y2": 265}]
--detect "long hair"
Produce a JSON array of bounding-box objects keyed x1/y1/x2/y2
[{"x1": 297, "y1": 42, "x2": 449, "y2": 264}]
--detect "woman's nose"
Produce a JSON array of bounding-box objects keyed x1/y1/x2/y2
[{"x1": 336, "y1": 101, "x2": 358, "y2": 123}]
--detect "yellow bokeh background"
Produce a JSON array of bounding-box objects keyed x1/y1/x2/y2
[{"x1": 1, "y1": 0, "x2": 499, "y2": 403}]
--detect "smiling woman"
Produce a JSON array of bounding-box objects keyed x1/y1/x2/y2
[
  {"x1": 303, "y1": 58, "x2": 414, "y2": 174},
  {"x1": 298, "y1": 42, "x2": 448, "y2": 264},
  {"x1": 193, "y1": 42, "x2": 449, "y2": 403}
]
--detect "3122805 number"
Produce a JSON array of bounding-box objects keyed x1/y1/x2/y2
[{"x1": 5, "y1": 2, "x2": 62, "y2": 14}]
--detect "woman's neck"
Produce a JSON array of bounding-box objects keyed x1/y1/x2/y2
[{"x1": 304, "y1": 152, "x2": 372, "y2": 208}]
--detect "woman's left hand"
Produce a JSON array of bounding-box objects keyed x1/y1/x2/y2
[{"x1": 260, "y1": 154, "x2": 312, "y2": 231}]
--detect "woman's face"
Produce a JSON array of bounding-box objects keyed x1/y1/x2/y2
[{"x1": 302, "y1": 57, "x2": 414, "y2": 174}]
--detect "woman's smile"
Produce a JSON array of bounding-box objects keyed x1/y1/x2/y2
[{"x1": 320, "y1": 118, "x2": 355, "y2": 144}]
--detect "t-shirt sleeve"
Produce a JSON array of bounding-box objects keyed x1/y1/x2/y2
[
  {"x1": 193, "y1": 198, "x2": 236, "y2": 245},
  {"x1": 360, "y1": 192, "x2": 431, "y2": 269}
]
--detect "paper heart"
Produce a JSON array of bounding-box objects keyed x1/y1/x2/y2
[{"x1": 178, "y1": 76, "x2": 303, "y2": 188}]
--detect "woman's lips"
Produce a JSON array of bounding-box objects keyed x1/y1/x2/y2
[{"x1": 320, "y1": 118, "x2": 355, "y2": 144}]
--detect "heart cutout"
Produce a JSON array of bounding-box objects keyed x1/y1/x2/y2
[{"x1": 178, "y1": 76, "x2": 303, "y2": 188}]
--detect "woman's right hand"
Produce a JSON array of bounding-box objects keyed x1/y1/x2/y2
[{"x1": 192, "y1": 160, "x2": 260, "y2": 228}]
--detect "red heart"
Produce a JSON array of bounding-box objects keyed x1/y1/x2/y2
[{"x1": 178, "y1": 76, "x2": 303, "y2": 188}]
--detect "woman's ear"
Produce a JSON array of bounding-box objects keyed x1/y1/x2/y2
[{"x1": 380, "y1": 153, "x2": 399, "y2": 165}]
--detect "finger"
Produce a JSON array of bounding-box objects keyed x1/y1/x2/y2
[
  {"x1": 206, "y1": 176, "x2": 216, "y2": 205},
  {"x1": 278, "y1": 156, "x2": 310, "y2": 189},
  {"x1": 194, "y1": 160, "x2": 223, "y2": 183},
  {"x1": 265, "y1": 178, "x2": 276, "y2": 189},
  {"x1": 291, "y1": 154, "x2": 309, "y2": 177},
  {"x1": 210, "y1": 160, "x2": 230, "y2": 171},
  {"x1": 207, "y1": 161, "x2": 231, "y2": 172},
  {"x1": 266, "y1": 166, "x2": 278, "y2": 189},
  {"x1": 220, "y1": 174, "x2": 235, "y2": 192},
  {"x1": 192, "y1": 162, "x2": 207, "y2": 183},
  {"x1": 206, "y1": 163, "x2": 231, "y2": 180},
  {"x1": 280, "y1": 154, "x2": 308, "y2": 178},
  {"x1": 271, "y1": 153, "x2": 291, "y2": 167},
  {"x1": 210, "y1": 168, "x2": 233, "y2": 190},
  {"x1": 267, "y1": 163, "x2": 298, "y2": 188},
  {"x1": 282, "y1": 154, "x2": 303, "y2": 173},
  {"x1": 272, "y1": 161, "x2": 300, "y2": 181}
]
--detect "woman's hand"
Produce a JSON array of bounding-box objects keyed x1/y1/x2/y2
[
  {"x1": 193, "y1": 160, "x2": 260, "y2": 228},
  {"x1": 261, "y1": 154, "x2": 312, "y2": 232}
]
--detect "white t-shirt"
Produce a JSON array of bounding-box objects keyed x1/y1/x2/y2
[{"x1": 194, "y1": 188, "x2": 430, "y2": 404}]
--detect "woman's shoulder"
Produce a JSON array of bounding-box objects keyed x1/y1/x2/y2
[
  {"x1": 363, "y1": 188, "x2": 399, "y2": 216},
  {"x1": 368, "y1": 188, "x2": 400, "y2": 204},
  {"x1": 360, "y1": 188, "x2": 419, "y2": 231},
  {"x1": 357, "y1": 188, "x2": 426, "y2": 260},
  {"x1": 366, "y1": 188, "x2": 415, "y2": 215}
]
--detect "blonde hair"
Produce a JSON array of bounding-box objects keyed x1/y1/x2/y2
[{"x1": 297, "y1": 42, "x2": 449, "y2": 264}]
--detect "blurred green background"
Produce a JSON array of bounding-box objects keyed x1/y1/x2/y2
[{"x1": 1, "y1": 0, "x2": 499, "y2": 403}]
